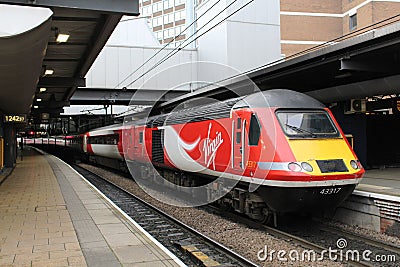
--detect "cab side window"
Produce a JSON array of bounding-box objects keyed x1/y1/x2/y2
[
  {"x1": 139, "y1": 132, "x2": 143, "y2": 144},
  {"x1": 248, "y1": 113, "x2": 261, "y2": 146}
]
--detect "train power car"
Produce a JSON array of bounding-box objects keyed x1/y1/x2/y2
[{"x1": 73, "y1": 89, "x2": 365, "y2": 223}]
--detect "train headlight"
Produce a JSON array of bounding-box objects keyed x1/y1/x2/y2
[
  {"x1": 301, "y1": 162, "x2": 313, "y2": 172},
  {"x1": 350, "y1": 160, "x2": 359, "y2": 170},
  {"x1": 288, "y1": 162, "x2": 302, "y2": 172}
]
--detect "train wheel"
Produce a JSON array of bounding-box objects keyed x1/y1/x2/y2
[
  {"x1": 258, "y1": 207, "x2": 273, "y2": 224},
  {"x1": 217, "y1": 199, "x2": 233, "y2": 211}
]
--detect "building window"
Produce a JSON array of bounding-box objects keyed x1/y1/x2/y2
[
  {"x1": 349, "y1": 13, "x2": 357, "y2": 31},
  {"x1": 152, "y1": 16, "x2": 163, "y2": 27},
  {"x1": 164, "y1": 28, "x2": 175, "y2": 38},
  {"x1": 175, "y1": 41, "x2": 183, "y2": 47},
  {"x1": 153, "y1": 2, "x2": 163, "y2": 13},
  {"x1": 142, "y1": 5, "x2": 151, "y2": 16},
  {"x1": 164, "y1": 13, "x2": 174, "y2": 24},
  {"x1": 175, "y1": 10, "x2": 186, "y2": 21},
  {"x1": 164, "y1": 0, "x2": 174, "y2": 9},
  {"x1": 156, "y1": 31, "x2": 163, "y2": 40},
  {"x1": 175, "y1": 25, "x2": 185, "y2": 35},
  {"x1": 175, "y1": 0, "x2": 185, "y2": 6}
]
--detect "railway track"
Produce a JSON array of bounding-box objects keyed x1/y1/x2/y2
[
  {"x1": 72, "y1": 164, "x2": 258, "y2": 267},
  {"x1": 277, "y1": 220, "x2": 400, "y2": 266},
  {"x1": 209, "y1": 204, "x2": 400, "y2": 266},
  {"x1": 206, "y1": 206, "x2": 377, "y2": 267},
  {"x1": 73, "y1": 162, "x2": 400, "y2": 267}
]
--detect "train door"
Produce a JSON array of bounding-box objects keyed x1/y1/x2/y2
[
  {"x1": 124, "y1": 126, "x2": 135, "y2": 160},
  {"x1": 83, "y1": 134, "x2": 87, "y2": 153},
  {"x1": 232, "y1": 112, "x2": 246, "y2": 171}
]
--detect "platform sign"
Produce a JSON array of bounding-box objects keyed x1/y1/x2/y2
[
  {"x1": 41, "y1": 113, "x2": 49, "y2": 124},
  {"x1": 4, "y1": 115, "x2": 27, "y2": 123}
]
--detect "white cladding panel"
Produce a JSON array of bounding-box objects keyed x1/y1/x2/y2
[
  {"x1": 87, "y1": 46, "x2": 197, "y2": 90},
  {"x1": 85, "y1": 0, "x2": 280, "y2": 95},
  {"x1": 0, "y1": 5, "x2": 52, "y2": 36},
  {"x1": 107, "y1": 17, "x2": 159, "y2": 47},
  {"x1": 226, "y1": 21, "x2": 281, "y2": 73},
  {"x1": 196, "y1": 0, "x2": 281, "y2": 81},
  {"x1": 91, "y1": 145, "x2": 123, "y2": 160}
]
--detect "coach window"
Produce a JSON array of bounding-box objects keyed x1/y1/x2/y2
[
  {"x1": 237, "y1": 118, "x2": 241, "y2": 129},
  {"x1": 139, "y1": 132, "x2": 143, "y2": 144},
  {"x1": 248, "y1": 113, "x2": 261, "y2": 146}
]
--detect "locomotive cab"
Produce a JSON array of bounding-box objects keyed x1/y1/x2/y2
[{"x1": 232, "y1": 90, "x2": 364, "y2": 213}]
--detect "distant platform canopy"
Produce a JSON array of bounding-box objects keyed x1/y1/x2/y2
[{"x1": 0, "y1": 0, "x2": 138, "y2": 119}]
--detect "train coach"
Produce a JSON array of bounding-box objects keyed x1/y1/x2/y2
[{"x1": 71, "y1": 89, "x2": 365, "y2": 223}]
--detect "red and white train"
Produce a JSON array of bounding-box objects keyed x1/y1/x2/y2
[{"x1": 63, "y1": 89, "x2": 364, "y2": 222}]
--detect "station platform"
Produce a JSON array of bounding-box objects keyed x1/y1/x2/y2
[
  {"x1": 355, "y1": 168, "x2": 400, "y2": 201},
  {"x1": 0, "y1": 147, "x2": 184, "y2": 267}
]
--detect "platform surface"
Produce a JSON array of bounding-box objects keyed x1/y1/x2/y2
[
  {"x1": 0, "y1": 147, "x2": 183, "y2": 267},
  {"x1": 356, "y1": 168, "x2": 400, "y2": 199}
]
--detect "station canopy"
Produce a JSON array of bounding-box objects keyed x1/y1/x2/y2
[{"x1": 0, "y1": 0, "x2": 138, "y2": 122}]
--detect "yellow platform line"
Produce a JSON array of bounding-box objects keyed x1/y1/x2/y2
[{"x1": 181, "y1": 245, "x2": 221, "y2": 267}]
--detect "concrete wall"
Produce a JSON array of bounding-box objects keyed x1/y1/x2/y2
[
  {"x1": 333, "y1": 195, "x2": 381, "y2": 232},
  {"x1": 85, "y1": 17, "x2": 198, "y2": 91},
  {"x1": 196, "y1": 0, "x2": 281, "y2": 82}
]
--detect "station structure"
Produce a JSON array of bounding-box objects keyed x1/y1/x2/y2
[{"x1": 0, "y1": 0, "x2": 400, "y2": 266}]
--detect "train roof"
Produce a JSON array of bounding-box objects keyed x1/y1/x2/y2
[
  {"x1": 87, "y1": 123, "x2": 123, "y2": 134},
  {"x1": 235, "y1": 89, "x2": 325, "y2": 109},
  {"x1": 131, "y1": 89, "x2": 325, "y2": 128},
  {"x1": 146, "y1": 97, "x2": 243, "y2": 127}
]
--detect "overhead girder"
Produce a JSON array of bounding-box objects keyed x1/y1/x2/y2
[
  {"x1": 70, "y1": 88, "x2": 192, "y2": 106},
  {"x1": 0, "y1": 0, "x2": 139, "y2": 15},
  {"x1": 340, "y1": 58, "x2": 396, "y2": 73},
  {"x1": 38, "y1": 77, "x2": 85, "y2": 88}
]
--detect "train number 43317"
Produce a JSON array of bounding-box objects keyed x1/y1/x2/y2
[{"x1": 320, "y1": 188, "x2": 341, "y2": 195}]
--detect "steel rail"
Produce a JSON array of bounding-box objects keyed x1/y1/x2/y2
[{"x1": 73, "y1": 164, "x2": 259, "y2": 267}]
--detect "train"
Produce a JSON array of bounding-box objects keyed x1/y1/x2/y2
[{"x1": 49, "y1": 89, "x2": 365, "y2": 224}]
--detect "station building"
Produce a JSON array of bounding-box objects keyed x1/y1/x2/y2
[
  {"x1": 0, "y1": 2, "x2": 400, "y2": 263},
  {"x1": 137, "y1": 0, "x2": 400, "y2": 57},
  {"x1": 281, "y1": 0, "x2": 400, "y2": 56}
]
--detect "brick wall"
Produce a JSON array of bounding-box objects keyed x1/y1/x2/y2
[
  {"x1": 281, "y1": 0, "x2": 341, "y2": 13},
  {"x1": 281, "y1": 43, "x2": 316, "y2": 57},
  {"x1": 341, "y1": 0, "x2": 366, "y2": 13},
  {"x1": 281, "y1": 16, "x2": 342, "y2": 41},
  {"x1": 280, "y1": 1, "x2": 400, "y2": 57},
  {"x1": 373, "y1": 2, "x2": 400, "y2": 22}
]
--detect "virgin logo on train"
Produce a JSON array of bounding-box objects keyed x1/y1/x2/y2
[{"x1": 202, "y1": 123, "x2": 224, "y2": 170}]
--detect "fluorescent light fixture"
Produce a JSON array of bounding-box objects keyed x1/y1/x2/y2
[
  {"x1": 36, "y1": 98, "x2": 42, "y2": 102},
  {"x1": 45, "y1": 69, "x2": 54, "y2": 75},
  {"x1": 33, "y1": 106, "x2": 39, "y2": 109},
  {"x1": 39, "y1": 87, "x2": 47, "y2": 92},
  {"x1": 56, "y1": 33, "x2": 70, "y2": 43}
]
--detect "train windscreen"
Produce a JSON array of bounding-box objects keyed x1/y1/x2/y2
[{"x1": 276, "y1": 110, "x2": 340, "y2": 138}]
